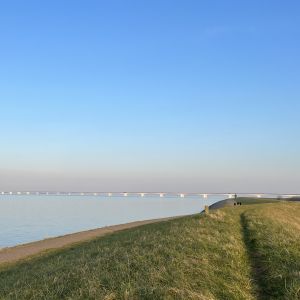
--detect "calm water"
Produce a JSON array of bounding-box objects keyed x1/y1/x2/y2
[{"x1": 0, "y1": 194, "x2": 225, "y2": 248}]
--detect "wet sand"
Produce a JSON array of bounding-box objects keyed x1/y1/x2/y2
[{"x1": 0, "y1": 217, "x2": 173, "y2": 265}]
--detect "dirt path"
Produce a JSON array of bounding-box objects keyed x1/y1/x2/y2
[{"x1": 0, "y1": 217, "x2": 173, "y2": 265}]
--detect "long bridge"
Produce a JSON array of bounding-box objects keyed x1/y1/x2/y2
[{"x1": 0, "y1": 191, "x2": 299, "y2": 199}]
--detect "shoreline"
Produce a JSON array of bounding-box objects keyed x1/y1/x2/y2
[
  {"x1": 0, "y1": 217, "x2": 175, "y2": 265},
  {"x1": 1, "y1": 197, "x2": 282, "y2": 266}
]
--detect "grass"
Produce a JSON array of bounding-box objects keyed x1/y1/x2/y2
[
  {"x1": 242, "y1": 203, "x2": 300, "y2": 299},
  {"x1": 0, "y1": 199, "x2": 300, "y2": 299},
  {"x1": 237, "y1": 197, "x2": 281, "y2": 205}
]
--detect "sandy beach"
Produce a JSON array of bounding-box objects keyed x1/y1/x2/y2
[{"x1": 0, "y1": 217, "x2": 173, "y2": 265}]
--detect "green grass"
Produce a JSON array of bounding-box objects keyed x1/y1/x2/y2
[
  {"x1": 237, "y1": 197, "x2": 281, "y2": 205},
  {"x1": 242, "y1": 203, "x2": 300, "y2": 299},
  {"x1": 0, "y1": 199, "x2": 300, "y2": 299}
]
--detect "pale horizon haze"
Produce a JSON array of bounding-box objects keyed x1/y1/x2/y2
[{"x1": 0, "y1": 1, "x2": 299, "y2": 194}]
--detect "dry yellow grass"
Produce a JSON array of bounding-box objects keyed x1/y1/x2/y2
[
  {"x1": 0, "y1": 200, "x2": 299, "y2": 299},
  {"x1": 242, "y1": 202, "x2": 300, "y2": 299}
]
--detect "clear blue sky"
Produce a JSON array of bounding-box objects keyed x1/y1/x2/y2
[{"x1": 0, "y1": 1, "x2": 299, "y2": 193}]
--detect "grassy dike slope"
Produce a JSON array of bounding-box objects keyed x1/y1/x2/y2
[
  {"x1": 0, "y1": 201, "x2": 299, "y2": 299},
  {"x1": 242, "y1": 202, "x2": 300, "y2": 299}
]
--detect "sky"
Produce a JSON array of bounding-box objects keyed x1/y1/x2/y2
[{"x1": 0, "y1": 1, "x2": 299, "y2": 193}]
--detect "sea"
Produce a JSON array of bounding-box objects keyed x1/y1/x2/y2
[{"x1": 0, "y1": 193, "x2": 282, "y2": 248}]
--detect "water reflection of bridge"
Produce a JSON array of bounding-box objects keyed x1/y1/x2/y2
[{"x1": 0, "y1": 191, "x2": 299, "y2": 199}]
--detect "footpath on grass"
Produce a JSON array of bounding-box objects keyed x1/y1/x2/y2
[
  {"x1": 0, "y1": 199, "x2": 299, "y2": 299},
  {"x1": 240, "y1": 203, "x2": 300, "y2": 299}
]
